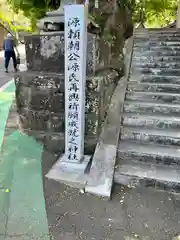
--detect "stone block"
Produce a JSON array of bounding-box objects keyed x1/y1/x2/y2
[
  {"x1": 48, "y1": 113, "x2": 64, "y2": 133},
  {"x1": 15, "y1": 32, "x2": 119, "y2": 158},
  {"x1": 15, "y1": 71, "x2": 65, "y2": 112},
  {"x1": 30, "y1": 89, "x2": 52, "y2": 111},
  {"x1": 15, "y1": 85, "x2": 31, "y2": 109},
  {"x1": 15, "y1": 71, "x2": 64, "y2": 92},
  {"x1": 46, "y1": 154, "x2": 91, "y2": 189},
  {"x1": 18, "y1": 108, "x2": 49, "y2": 132},
  {"x1": 24, "y1": 33, "x2": 111, "y2": 75},
  {"x1": 25, "y1": 34, "x2": 65, "y2": 73},
  {"x1": 30, "y1": 90, "x2": 64, "y2": 112},
  {"x1": 49, "y1": 92, "x2": 64, "y2": 113}
]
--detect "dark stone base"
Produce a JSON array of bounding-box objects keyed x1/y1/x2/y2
[
  {"x1": 16, "y1": 32, "x2": 119, "y2": 156},
  {"x1": 15, "y1": 71, "x2": 101, "y2": 155}
]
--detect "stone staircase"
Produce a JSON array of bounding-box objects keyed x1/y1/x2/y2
[{"x1": 114, "y1": 28, "x2": 180, "y2": 192}]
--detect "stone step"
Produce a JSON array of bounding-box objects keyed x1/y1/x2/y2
[
  {"x1": 134, "y1": 36, "x2": 180, "y2": 42},
  {"x1": 132, "y1": 62, "x2": 180, "y2": 69},
  {"x1": 129, "y1": 74, "x2": 180, "y2": 84},
  {"x1": 132, "y1": 56, "x2": 180, "y2": 63},
  {"x1": 133, "y1": 46, "x2": 180, "y2": 52},
  {"x1": 121, "y1": 126, "x2": 180, "y2": 146},
  {"x1": 126, "y1": 91, "x2": 180, "y2": 104},
  {"x1": 114, "y1": 160, "x2": 180, "y2": 192},
  {"x1": 117, "y1": 140, "x2": 180, "y2": 166},
  {"x1": 133, "y1": 48, "x2": 180, "y2": 56},
  {"x1": 135, "y1": 30, "x2": 180, "y2": 35},
  {"x1": 131, "y1": 67, "x2": 180, "y2": 76},
  {"x1": 134, "y1": 34, "x2": 180, "y2": 39},
  {"x1": 117, "y1": 28, "x2": 180, "y2": 192},
  {"x1": 133, "y1": 50, "x2": 180, "y2": 57},
  {"x1": 124, "y1": 100, "x2": 180, "y2": 115},
  {"x1": 135, "y1": 28, "x2": 180, "y2": 33},
  {"x1": 122, "y1": 113, "x2": 180, "y2": 129},
  {"x1": 127, "y1": 83, "x2": 180, "y2": 94},
  {"x1": 134, "y1": 41, "x2": 180, "y2": 47}
]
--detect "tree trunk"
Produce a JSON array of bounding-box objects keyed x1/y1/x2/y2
[
  {"x1": 176, "y1": 0, "x2": 180, "y2": 28},
  {"x1": 87, "y1": 0, "x2": 133, "y2": 69}
]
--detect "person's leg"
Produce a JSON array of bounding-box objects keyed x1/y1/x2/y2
[
  {"x1": 11, "y1": 51, "x2": 17, "y2": 71},
  {"x1": 4, "y1": 51, "x2": 10, "y2": 72}
]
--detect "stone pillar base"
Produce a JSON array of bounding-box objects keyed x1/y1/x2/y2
[{"x1": 46, "y1": 154, "x2": 91, "y2": 189}]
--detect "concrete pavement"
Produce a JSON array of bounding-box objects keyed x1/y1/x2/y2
[{"x1": 0, "y1": 63, "x2": 49, "y2": 239}]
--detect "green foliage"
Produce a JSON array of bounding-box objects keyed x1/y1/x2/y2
[
  {"x1": 6, "y1": 0, "x2": 54, "y2": 30},
  {"x1": 133, "y1": 0, "x2": 177, "y2": 27},
  {"x1": 88, "y1": 0, "x2": 178, "y2": 32},
  {"x1": 0, "y1": 11, "x2": 31, "y2": 32},
  {"x1": 5, "y1": 0, "x2": 179, "y2": 29},
  {"x1": 0, "y1": 0, "x2": 31, "y2": 39}
]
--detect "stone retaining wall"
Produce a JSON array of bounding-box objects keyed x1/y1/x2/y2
[{"x1": 15, "y1": 32, "x2": 119, "y2": 155}]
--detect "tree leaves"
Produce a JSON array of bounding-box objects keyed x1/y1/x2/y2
[
  {"x1": 132, "y1": 0, "x2": 177, "y2": 27},
  {"x1": 5, "y1": 0, "x2": 178, "y2": 30},
  {"x1": 0, "y1": 0, "x2": 31, "y2": 38}
]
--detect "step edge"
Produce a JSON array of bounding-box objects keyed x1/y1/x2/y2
[
  {"x1": 118, "y1": 140, "x2": 180, "y2": 155},
  {"x1": 121, "y1": 126, "x2": 180, "y2": 138},
  {"x1": 126, "y1": 91, "x2": 180, "y2": 97},
  {"x1": 131, "y1": 67, "x2": 180, "y2": 70},
  {"x1": 122, "y1": 112, "x2": 180, "y2": 121},
  {"x1": 132, "y1": 56, "x2": 180, "y2": 58},
  {"x1": 114, "y1": 162, "x2": 180, "y2": 184},
  {"x1": 129, "y1": 74, "x2": 180, "y2": 78},
  {"x1": 128, "y1": 82, "x2": 180, "y2": 87},
  {"x1": 124, "y1": 100, "x2": 180, "y2": 107}
]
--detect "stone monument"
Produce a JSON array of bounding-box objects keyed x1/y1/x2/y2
[
  {"x1": 46, "y1": 4, "x2": 92, "y2": 187},
  {"x1": 15, "y1": 0, "x2": 119, "y2": 189}
]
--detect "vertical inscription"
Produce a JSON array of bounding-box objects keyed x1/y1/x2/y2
[{"x1": 65, "y1": 5, "x2": 87, "y2": 162}]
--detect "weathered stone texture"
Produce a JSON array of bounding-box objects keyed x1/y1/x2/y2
[
  {"x1": 25, "y1": 34, "x2": 65, "y2": 73},
  {"x1": 115, "y1": 28, "x2": 180, "y2": 194},
  {"x1": 25, "y1": 33, "x2": 99, "y2": 74},
  {"x1": 16, "y1": 33, "x2": 118, "y2": 154}
]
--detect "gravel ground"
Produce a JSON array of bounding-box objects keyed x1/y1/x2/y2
[{"x1": 42, "y1": 150, "x2": 180, "y2": 240}]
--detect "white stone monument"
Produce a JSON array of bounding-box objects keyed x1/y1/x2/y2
[{"x1": 46, "y1": 4, "x2": 91, "y2": 188}]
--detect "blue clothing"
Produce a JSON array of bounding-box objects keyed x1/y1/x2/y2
[
  {"x1": 4, "y1": 50, "x2": 17, "y2": 70},
  {"x1": 3, "y1": 37, "x2": 17, "y2": 71},
  {"x1": 3, "y1": 38, "x2": 15, "y2": 51}
]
